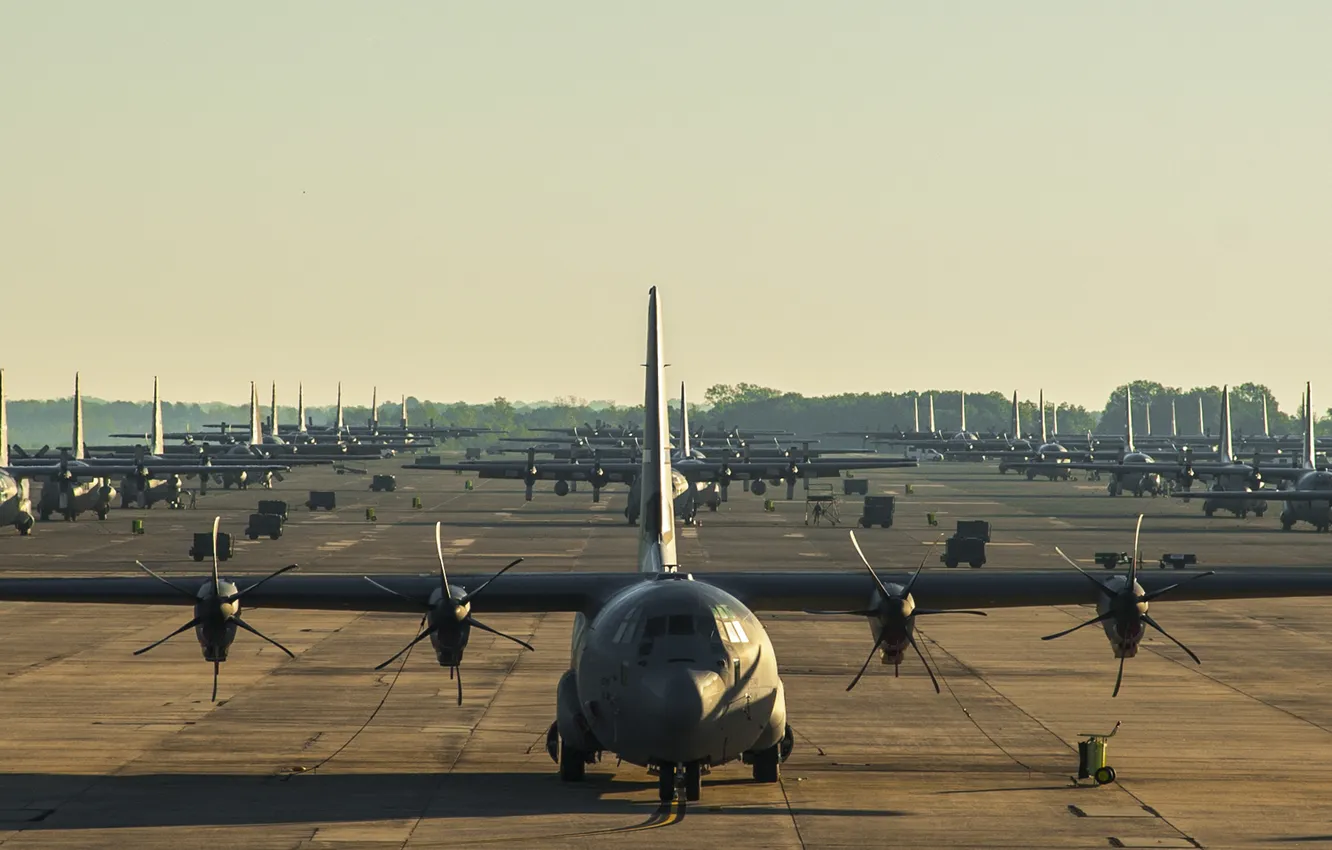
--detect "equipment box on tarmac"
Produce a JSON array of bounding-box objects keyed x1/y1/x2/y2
[
  {"x1": 190, "y1": 531, "x2": 232, "y2": 562},
  {"x1": 245, "y1": 512, "x2": 284, "y2": 540},
  {"x1": 942, "y1": 519, "x2": 989, "y2": 568},
  {"x1": 843, "y1": 478, "x2": 870, "y2": 496},
  {"x1": 858, "y1": 495, "x2": 896, "y2": 528},
  {"x1": 306, "y1": 491, "x2": 337, "y2": 511},
  {"x1": 370, "y1": 474, "x2": 397, "y2": 492},
  {"x1": 257, "y1": 500, "x2": 289, "y2": 520},
  {"x1": 954, "y1": 520, "x2": 992, "y2": 542}
]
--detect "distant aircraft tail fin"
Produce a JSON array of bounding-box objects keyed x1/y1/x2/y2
[
  {"x1": 73, "y1": 372, "x2": 85, "y2": 460},
  {"x1": 152, "y1": 376, "x2": 164, "y2": 456},
  {"x1": 1262, "y1": 394, "x2": 1270, "y2": 438},
  {"x1": 1170, "y1": 399, "x2": 1178, "y2": 438},
  {"x1": 0, "y1": 368, "x2": 8, "y2": 468},
  {"x1": 960, "y1": 390, "x2": 967, "y2": 433},
  {"x1": 912, "y1": 394, "x2": 920, "y2": 433},
  {"x1": 1039, "y1": 389, "x2": 1047, "y2": 444},
  {"x1": 680, "y1": 382, "x2": 691, "y2": 459},
  {"x1": 1219, "y1": 386, "x2": 1234, "y2": 464},
  {"x1": 1305, "y1": 382, "x2": 1316, "y2": 470},
  {"x1": 371, "y1": 386, "x2": 378, "y2": 431},
  {"x1": 249, "y1": 382, "x2": 262, "y2": 444},
  {"x1": 297, "y1": 384, "x2": 307, "y2": 434},
  {"x1": 927, "y1": 393, "x2": 936, "y2": 433},
  {"x1": 335, "y1": 383, "x2": 344, "y2": 433},
  {"x1": 401, "y1": 395, "x2": 408, "y2": 430},
  {"x1": 1124, "y1": 385, "x2": 1135, "y2": 454},
  {"x1": 638, "y1": 287, "x2": 677, "y2": 574},
  {"x1": 1011, "y1": 391, "x2": 1019, "y2": 440},
  {"x1": 270, "y1": 381, "x2": 279, "y2": 438}
]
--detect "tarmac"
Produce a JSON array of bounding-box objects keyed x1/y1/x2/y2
[{"x1": 3, "y1": 458, "x2": 1332, "y2": 848}]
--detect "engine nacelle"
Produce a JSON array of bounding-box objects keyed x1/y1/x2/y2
[
  {"x1": 554, "y1": 479, "x2": 571, "y2": 497},
  {"x1": 554, "y1": 669, "x2": 602, "y2": 753},
  {"x1": 751, "y1": 479, "x2": 768, "y2": 496}
]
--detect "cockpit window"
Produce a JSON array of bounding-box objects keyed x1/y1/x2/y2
[
  {"x1": 643, "y1": 616, "x2": 666, "y2": 638},
  {"x1": 611, "y1": 607, "x2": 642, "y2": 644},
  {"x1": 711, "y1": 604, "x2": 750, "y2": 643}
]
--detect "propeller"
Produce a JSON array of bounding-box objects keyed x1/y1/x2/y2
[
  {"x1": 365, "y1": 521, "x2": 532, "y2": 705},
  {"x1": 586, "y1": 449, "x2": 609, "y2": 502},
  {"x1": 1041, "y1": 514, "x2": 1213, "y2": 697},
  {"x1": 808, "y1": 531, "x2": 986, "y2": 693},
  {"x1": 133, "y1": 516, "x2": 297, "y2": 701}
]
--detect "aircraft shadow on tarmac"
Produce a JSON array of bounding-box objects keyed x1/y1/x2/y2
[{"x1": 0, "y1": 772, "x2": 904, "y2": 830}]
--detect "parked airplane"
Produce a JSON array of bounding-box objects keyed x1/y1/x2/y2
[
  {"x1": 9, "y1": 289, "x2": 1332, "y2": 806},
  {"x1": 0, "y1": 369, "x2": 36, "y2": 534}
]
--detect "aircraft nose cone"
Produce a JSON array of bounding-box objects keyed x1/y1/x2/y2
[{"x1": 643, "y1": 666, "x2": 726, "y2": 732}]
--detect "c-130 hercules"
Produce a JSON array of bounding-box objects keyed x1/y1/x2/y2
[{"x1": 7, "y1": 290, "x2": 1332, "y2": 805}]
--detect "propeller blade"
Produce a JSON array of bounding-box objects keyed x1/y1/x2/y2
[
  {"x1": 1129, "y1": 513, "x2": 1144, "y2": 584},
  {"x1": 133, "y1": 617, "x2": 203, "y2": 655},
  {"x1": 233, "y1": 564, "x2": 298, "y2": 599},
  {"x1": 455, "y1": 665, "x2": 463, "y2": 706},
  {"x1": 1041, "y1": 610, "x2": 1115, "y2": 641},
  {"x1": 1140, "y1": 571, "x2": 1216, "y2": 603},
  {"x1": 434, "y1": 521, "x2": 450, "y2": 594},
  {"x1": 232, "y1": 615, "x2": 295, "y2": 658},
  {"x1": 805, "y1": 609, "x2": 878, "y2": 617},
  {"x1": 846, "y1": 637, "x2": 884, "y2": 692},
  {"x1": 211, "y1": 516, "x2": 221, "y2": 597},
  {"x1": 1054, "y1": 546, "x2": 1116, "y2": 599},
  {"x1": 1112, "y1": 653, "x2": 1126, "y2": 698},
  {"x1": 213, "y1": 660, "x2": 220, "y2": 702},
  {"x1": 374, "y1": 624, "x2": 438, "y2": 670},
  {"x1": 1142, "y1": 613, "x2": 1201, "y2": 664},
  {"x1": 460, "y1": 558, "x2": 524, "y2": 605},
  {"x1": 469, "y1": 618, "x2": 535, "y2": 651},
  {"x1": 134, "y1": 561, "x2": 197, "y2": 598},
  {"x1": 908, "y1": 634, "x2": 941, "y2": 694},
  {"x1": 363, "y1": 577, "x2": 430, "y2": 609},
  {"x1": 904, "y1": 534, "x2": 946, "y2": 596},
  {"x1": 848, "y1": 530, "x2": 891, "y2": 601},
  {"x1": 914, "y1": 608, "x2": 987, "y2": 617}
]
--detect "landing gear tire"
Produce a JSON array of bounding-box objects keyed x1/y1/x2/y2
[
  {"x1": 1255, "y1": 508, "x2": 1266, "y2": 517},
  {"x1": 1093, "y1": 765, "x2": 1116, "y2": 785},
  {"x1": 751, "y1": 745, "x2": 780, "y2": 783},
  {"x1": 559, "y1": 741, "x2": 586, "y2": 782},
  {"x1": 684, "y1": 762, "x2": 701, "y2": 802},
  {"x1": 39, "y1": 509, "x2": 51, "y2": 522},
  {"x1": 1282, "y1": 519, "x2": 1294, "y2": 531},
  {"x1": 1204, "y1": 507, "x2": 1215, "y2": 517},
  {"x1": 96, "y1": 509, "x2": 108, "y2": 521},
  {"x1": 657, "y1": 764, "x2": 676, "y2": 803}
]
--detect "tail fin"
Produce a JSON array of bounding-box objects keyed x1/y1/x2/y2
[
  {"x1": 270, "y1": 381, "x2": 279, "y2": 437},
  {"x1": 1262, "y1": 394, "x2": 1270, "y2": 438},
  {"x1": 151, "y1": 376, "x2": 164, "y2": 456},
  {"x1": 1305, "y1": 382, "x2": 1316, "y2": 470},
  {"x1": 297, "y1": 384, "x2": 307, "y2": 433},
  {"x1": 960, "y1": 390, "x2": 967, "y2": 433},
  {"x1": 249, "y1": 382, "x2": 262, "y2": 444},
  {"x1": 1198, "y1": 395, "x2": 1206, "y2": 436},
  {"x1": 1039, "y1": 389, "x2": 1047, "y2": 443},
  {"x1": 912, "y1": 394, "x2": 920, "y2": 433},
  {"x1": 0, "y1": 368, "x2": 8, "y2": 468},
  {"x1": 680, "y1": 382, "x2": 691, "y2": 459},
  {"x1": 371, "y1": 386, "x2": 378, "y2": 430},
  {"x1": 73, "y1": 372, "x2": 85, "y2": 460},
  {"x1": 1125, "y1": 385, "x2": 1135, "y2": 453},
  {"x1": 1170, "y1": 399, "x2": 1178, "y2": 438},
  {"x1": 335, "y1": 383, "x2": 344, "y2": 433},
  {"x1": 1052, "y1": 402, "x2": 1059, "y2": 437},
  {"x1": 1011, "y1": 391, "x2": 1019, "y2": 439},
  {"x1": 1219, "y1": 386, "x2": 1234, "y2": 464},
  {"x1": 638, "y1": 287, "x2": 677, "y2": 574},
  {"x1": 400, "y1": 395, "x2": 408, "y2": 430},
  {"x1": 927, "y1": 393, "x2": 936, "y2": 432}
]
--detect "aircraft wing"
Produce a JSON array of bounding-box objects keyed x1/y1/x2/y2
[
  {"x1": 1175, "y1": 490, "x2": 1332, "y2": 502},
  {"x1": 2, "y1": 569, "x2": 1332, "y2": 614}
]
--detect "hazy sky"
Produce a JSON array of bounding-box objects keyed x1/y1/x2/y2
[{"x1": 4, "y1": 2, "x2": 1330, "y2": 412}]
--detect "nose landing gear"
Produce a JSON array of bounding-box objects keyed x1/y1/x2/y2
[{"x1": 655, "y1": 761, "x2": 702, "y2": 802}]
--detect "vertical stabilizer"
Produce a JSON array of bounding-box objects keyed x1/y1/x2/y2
[
  {"x1": 912, "y1": 394, "x2": 920, "y2": 433},
  {"x1": 297, "y1": 384, "x2": 307, "y2": 433},
  {"x1": 960, "y1": 391, "x2": 967, "y2": 432},
  {"x1": 1144, "y1": 397, "x2": 1152, "y2": 437},
  {"x1": 1052, "y1": 403, "x2": 1059, "y2": 437},
  {"x1": 1198, "y1": 396, "x2": 1205, "y2": 436},
  {"x1": 249, "y1": 382, "x2": 262, "y2": 444},
  {"x1": 371, "y1": 387, "x2": 379, "y2": 431},
  {"x1": 400, "y1": 395, "x2": 408, "y2": 430},
  {"x1": 1170, "y1": 399, "x2": 1178, "y2": 437},
  {"x1": 1039, "y1": 389, "x2": 1047, "y2": 443},
  {"x1": 927, "y1": 393, "x2": 936, "y2": 432},
  {"x1": 638, "y1": 287, "x2": 677, "y2": 574},
  {"x1": 1011, "y1": 391, "x2": 1020, "y2": 439},
  {"x1": 1262, "y1": 395, "x2": 1270, "y2": 437},
  {"x1": 151, "y1": 377, "x2": 164, "y2": 456},
  {"x1": 1220, "y1": 386, "x2": 1234, "y2": 464},
  {"x1": 73, "y1": 372, "x2": 85, "y2": 460},
  {"x1": 270, "y1": 381, "x2": 278, "y2": 438},
  {"x1": 0, "y1": 368, "x2": 8, "y2": 468},
  {"x1": 680, "y1": 382, "x2": 691, "y2": 459},
  {"x1": 1125, "y1": 385, "x2": 1135, "y2": 453},
  {"x1": 335, "y1": 383, "x2": 344, "y2": 433},
  {"x1": 1305, "y1": 382, "x2": 1316, "y2": 470}
]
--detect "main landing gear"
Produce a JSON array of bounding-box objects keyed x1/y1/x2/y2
[{"x1": 655, "y1": 762, "x2": 703, "y2": 803}]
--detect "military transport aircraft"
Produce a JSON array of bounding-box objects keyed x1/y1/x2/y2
[
  {"x1": 7, "y1": 289, "x2": 1332, "y2": 806},
  {"x1": 0, "y1": 370, "x2": 36, "y2": 534},
  {"x1": 1177, "y1": 383, "x2": 1332, "y2": 531}
]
